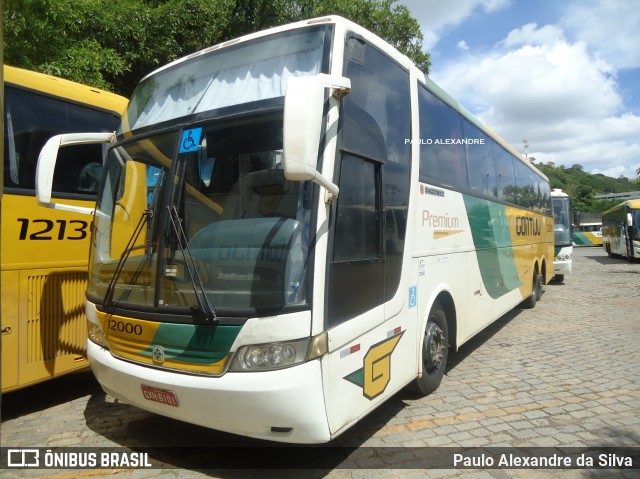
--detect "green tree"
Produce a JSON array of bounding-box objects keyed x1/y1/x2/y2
[
  {"x1": 537, "y1": 161, "x2": 639, "y2": 213},
  {"x1": 4, "y1": 0, "x2": 429, "y2": 96}
]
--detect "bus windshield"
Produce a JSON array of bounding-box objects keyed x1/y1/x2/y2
[
  {"x1": 122, "y1": 26, "x2": 329, "y2": 133},
  {"x1": 552, "y1": 196, "x2": 572, "y2": 246},
  {"x1": 89, "y1": 113, "x2": 311, "y2": 316}
]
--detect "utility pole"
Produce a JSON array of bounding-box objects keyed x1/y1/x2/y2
[{"x1": 523, "y1": 139, "x2": 529, "y2": 161}]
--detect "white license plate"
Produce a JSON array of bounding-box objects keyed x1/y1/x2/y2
[{"x1": 140, "y1": 384, "x2": 179, "y2": 407}]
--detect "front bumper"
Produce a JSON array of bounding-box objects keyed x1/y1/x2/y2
[{"x1": 88, "y1": 340, "x2": 331, "y2": 444}]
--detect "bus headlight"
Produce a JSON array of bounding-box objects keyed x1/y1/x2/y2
[
  {"x1": 557, "y1": 253, "x2": 571, "y2": 261},
  {"x1": 229, "y1": 333, "x2": 327, "y2": 371},
  {"x1": 87, "y1": 320, "x2": 109, "y2": 349}
]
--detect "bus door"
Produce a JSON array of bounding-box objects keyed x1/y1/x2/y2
[
  {"x1": 625, "y1": 209, "x2": 634, "y2": 258},
  {"x1": 323, "y1": 35, "x2": 414, "y2": 435}
]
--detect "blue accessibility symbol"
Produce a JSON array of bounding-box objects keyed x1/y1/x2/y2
[
  {"x1": 408, "y1": 286, "x2": 417, "y2": 308},
  {"x1": 179, "y1": 128, "x2": 202, "y2": 153}
]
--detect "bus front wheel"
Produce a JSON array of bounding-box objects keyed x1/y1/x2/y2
[{"x1": 413, "y1": 301, "x2": 449, "y2": 396}]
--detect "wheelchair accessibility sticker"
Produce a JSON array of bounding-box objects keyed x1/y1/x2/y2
[
  {"x1": 179, "y1": 128, "x2": 202, "y2": 153},
  {"x1": 409, "y1": 286, "x2": 417, "y2": 308}
]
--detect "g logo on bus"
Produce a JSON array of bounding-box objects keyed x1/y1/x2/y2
[
  {"x1": 344, "y1": 331, "x2": 404, "y2": 400},
  {"x1": 152, "y1": 346, "x2": 165, "y2": 364}
]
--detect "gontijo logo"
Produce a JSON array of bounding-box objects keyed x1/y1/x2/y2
[
  {"x1": 344, "y1": 329, "x2": 404, "y2": 400},
  {"x1": 515, "y1": 216, "x2": 541, "y2": 236}
]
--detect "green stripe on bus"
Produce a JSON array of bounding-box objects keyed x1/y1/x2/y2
[
  {"x1": 464, "y1": 195, "x2": 522, "y2": 299},
  {"x1": 140, "y1": 323, "x2": 242, "y2": 365}
]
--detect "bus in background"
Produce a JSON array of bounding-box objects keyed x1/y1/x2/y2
[
  {"x1": 2, "y1": 66, "x2": 128, "y2": 392},
  {"x1": 602, "y1": 199, "x2": 640, "y2": 260},
  {"x1": 573, "y1": 222, "x2": 603, "y2": 247},
  {"x1": 551, "y1": 189, "x2": 572, "y2": 282},
  {"x1": 36, "y1": 17, "x2": 553, "y2": 443}
]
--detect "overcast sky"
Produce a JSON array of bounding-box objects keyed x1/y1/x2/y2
[{"x1": 397, "y1": 0, "x2": 640, "y2": 180}]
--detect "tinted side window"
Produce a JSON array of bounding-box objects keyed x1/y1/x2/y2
[
  {"x1": 514, "y1": 160, "x2": 538, "y2": 209},
  {"x1": 334, "y1": 155, "x2": 380, "y2": 262},
  {"x1": 539, "y1": 180, "x2": 552, "y2": 216},
  {"x1": 463, "y1": 119, "x2": 496, "y2": 197},
  {"x1": 4, "y1": 86, "x2": 120, "y2": 195},
  {"x1": 342, "y1": 37, "x2": 411, "y2": 166},
  {"x1": 418, "y1": 86, "x2": 468, "y2": 189},
  {"x1": 328, "y1": 153, "x2": 383, "y2": 327},
  {"x1": 494, "y1": 146, "x2": 517, "y2": 204}
]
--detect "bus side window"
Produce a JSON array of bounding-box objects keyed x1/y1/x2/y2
[
  {"x1": 329, "y1": 153, "x2": 383, "y2": 326},
  {"x1": 418, "y1": 86, "x2": 468, "y2": 189},
  {"x1": 334, "y1": 155, "x2": 380, "y2": 262},
  {"x1": 463, "y1": 119, "x2": 495, "y2": 197},
  {"x1": 494, "y1": 146, "x2": 517, "y2": 204}
]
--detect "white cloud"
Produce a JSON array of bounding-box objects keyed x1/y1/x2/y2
[
  {"x1": 501, "y1": 23, "x2": 565, "y2": 47},
  {"x1": 398, "y1": 0, "x2": 511, "y2": 47},
  {"x1": 398, "y1": 0, "x2": 640, "y2": 179},
  {"x1": 431, "y1": 23, "x2": 639, "y2": 178},
  {"x1": 562, "y1": 0, "x2": 640, "y2": 70}
]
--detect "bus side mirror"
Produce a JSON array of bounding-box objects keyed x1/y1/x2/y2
[
  {"x1": 283, "y1": 74, "x2": 351, "y2": 202},
  {"x1": 37, "y1": 132, "x2": 115, "y2": 215}
]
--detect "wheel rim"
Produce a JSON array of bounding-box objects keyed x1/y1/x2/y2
[{"x1": 424, "y1": 321, "x2": 445, "y2": 375}]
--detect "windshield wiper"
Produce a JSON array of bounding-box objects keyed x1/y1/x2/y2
[
  {"x1": 167, "y1": 205, "x2": 218, "y2": 323},
  {"x1": 104, "y1": 209, "x2": 152, "y2": 309}
]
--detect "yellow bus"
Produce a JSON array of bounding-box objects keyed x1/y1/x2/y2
[
  {"x1": 573, "y1": 222, "x2": 603, "y2": 247},
  {"x1": 602, "y1": 199, "x2": 640, "y2": 260},
  {"x1": 1, "y1": 66, "x2": 128, "y2": 392},
  {"x1": 36, "y1": 17, "x2": 553, "y2": 443}
]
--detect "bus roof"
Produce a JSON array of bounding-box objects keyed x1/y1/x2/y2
[
  {"x1": 603, "y1": 198, "x2": 640, "y2": 215},
  {"x1": 551, "y1": 189, "x2": 569, "y2": 198},
  {"x1": 137, "y1": 15, "x2": 546, "y2": 182},
  {"x1": 3, "y1": 65, "x2": 128, "y2": 115}
]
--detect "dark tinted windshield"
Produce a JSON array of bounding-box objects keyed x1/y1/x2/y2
[
  {"x1": 552, "y1": 196, "x2": 572, "y2": 246},
  {"x1": 89, "y1": 114, "x2": 312, "y2": 316}
]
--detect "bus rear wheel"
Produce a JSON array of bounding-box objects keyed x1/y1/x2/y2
[
  {"x1": 413, "y1": 301, "x2": 449, "y2": 396},
  {"x1": 523, "y1": 269, "x2": 542, "y2": 309}
]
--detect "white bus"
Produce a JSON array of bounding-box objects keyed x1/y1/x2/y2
[
  {"x1": 573, "y1": 222, "x2": 602, "y2": 247},
  {"x1": 551, "y1": 189, "x2": 572, "y2": 282},
  {"x1": 36, "y1": 16, "x2": 554, "y2": 443},
  {"x1": 602, "y1": 199, "x2": 640, "y2": 259}
]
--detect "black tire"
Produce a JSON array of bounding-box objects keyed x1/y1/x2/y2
[
  {"x1": 554, "y1": 273, "x2": 564, "y2": 283},
  {"x1": 523, "y1": 269, "x2": 542, "y2": 309},
  {"x1": 413, "y1": 301, "x2": 449, "y2": 396}
]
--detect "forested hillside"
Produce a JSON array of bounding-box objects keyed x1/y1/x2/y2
[
  {"x1": 4, "y1": 0, "x2": 430, "y2": 96},
  {"x1": 533, "y1": 161, "x2": 639, "y2": 213}
]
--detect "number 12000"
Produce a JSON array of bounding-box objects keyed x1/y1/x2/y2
[{"x1": 17, "y1": 218, "x2": 89, "y2": 240}]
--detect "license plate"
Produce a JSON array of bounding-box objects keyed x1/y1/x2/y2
[{"x1": 141, "y1": 384, "x2": 179, "y2": 407}]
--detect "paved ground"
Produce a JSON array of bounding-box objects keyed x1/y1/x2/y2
[{"x1": 1, "y1": 247, "x2": 639, "y2": 478}]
